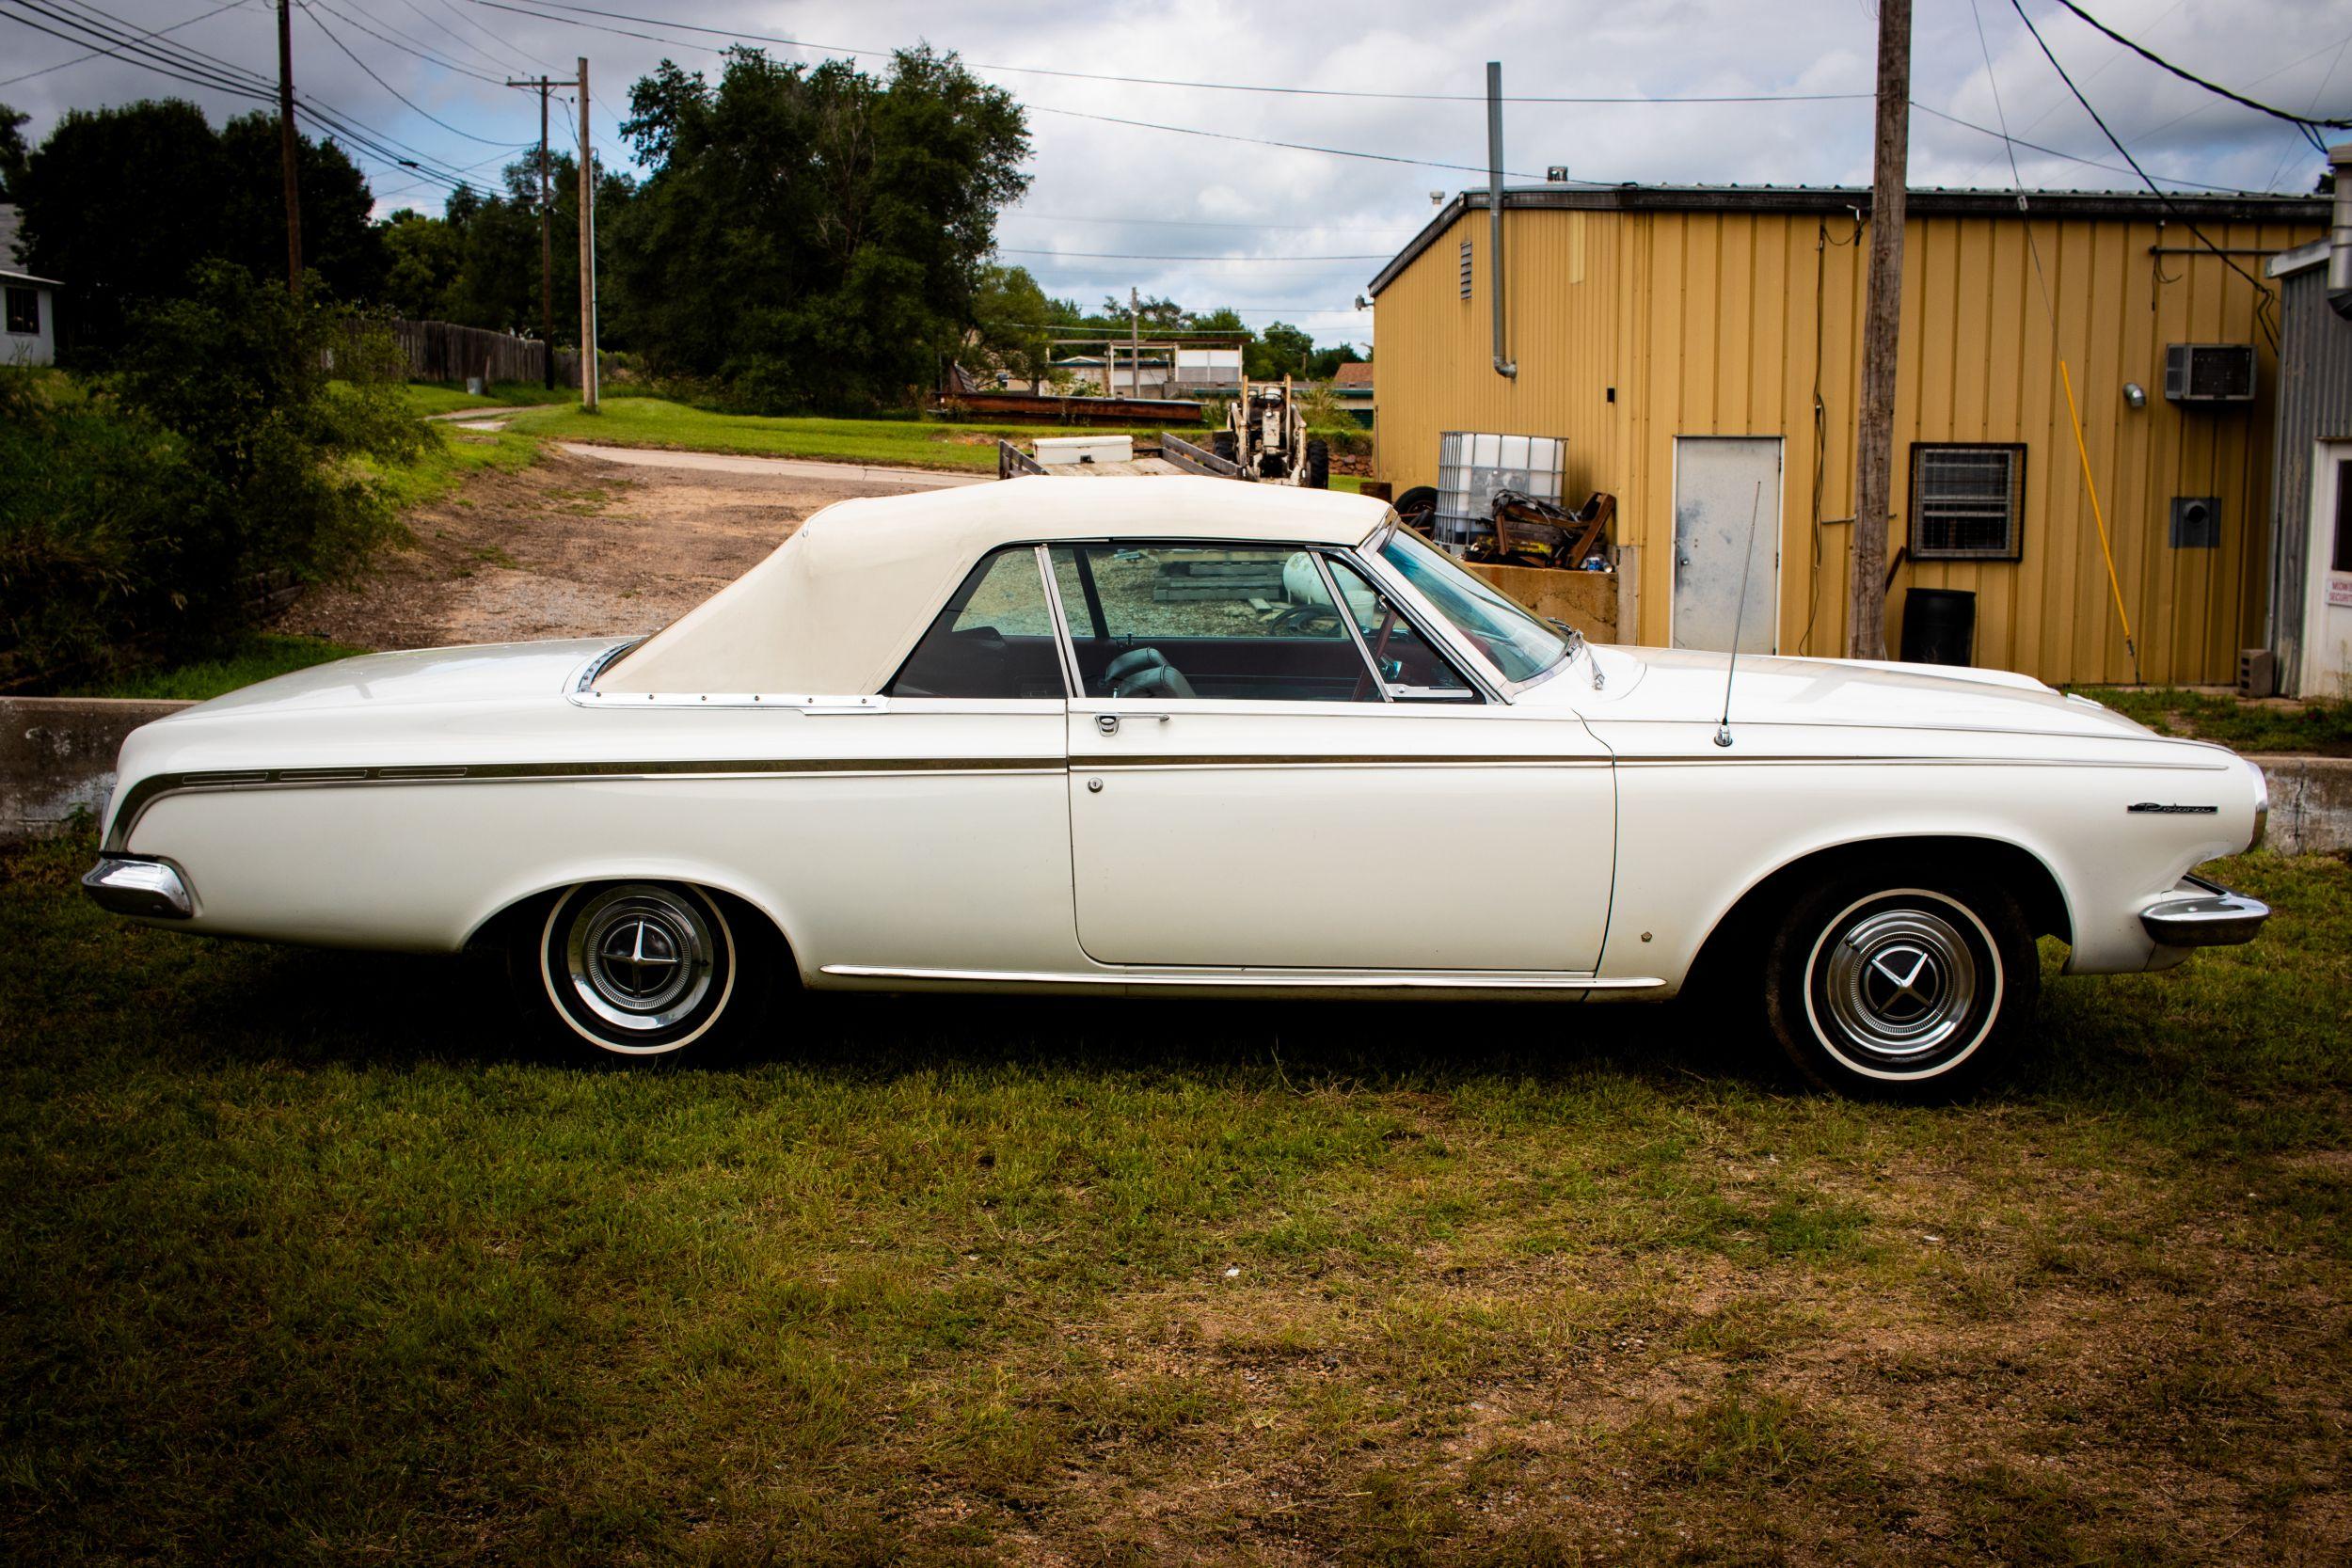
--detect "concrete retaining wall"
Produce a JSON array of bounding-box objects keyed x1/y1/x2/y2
[
  {"x1": 2261, "y1": 755, "x2": 2352, "y2": 857},
  {"x1": 3, "y1": 698, "x2": 194, "y2": 844},
  {"x1": 7, "y1": 696, "x2": 2349, "y2": 858}
]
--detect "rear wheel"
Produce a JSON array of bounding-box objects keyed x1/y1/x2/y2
[
  {"x1": 1305, "y1": 437, "x2": 1330, "y2": 489},
  {"x1": 523, "y1": 880, "x2": 759, "y2": 1058},
  {"x1": 1762, "y1": 875, "x2": 2036, "y2": 1100}
]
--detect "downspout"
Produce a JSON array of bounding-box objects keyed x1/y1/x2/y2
[
  {"x1": 2329, "y1": 142, "x2": 2352, "y2": 321},
  {"x1": 1487, "y1": 60, "x2": 1517, "y2": 377}
]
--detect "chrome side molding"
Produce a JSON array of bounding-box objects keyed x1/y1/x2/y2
[
  {"x1": 2140, "y1": 875, "x2": 2269, "y2": 948},
  {"x1": 82, "y1": 856, "x2": 194, "y2": 920}
]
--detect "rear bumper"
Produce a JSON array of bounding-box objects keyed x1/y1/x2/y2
[
  {"x1": 2140, "y1": 875, "x2": 2268, "y2": 948},
  {"x1": 82, "y1": 855, "x2": 193, "y2": 921}
]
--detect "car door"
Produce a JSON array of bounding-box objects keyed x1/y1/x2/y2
[{"x1": 1054, "y1": 542, "x2": 1614, "y2": 973}]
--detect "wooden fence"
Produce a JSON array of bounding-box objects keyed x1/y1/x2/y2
[{"x1": 389, "y1": 319, "x2": 553, "y2": 386}]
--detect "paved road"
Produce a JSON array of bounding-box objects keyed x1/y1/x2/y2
[{"x1": 557, "y1": 441, "x2": 986, "y2": 489}]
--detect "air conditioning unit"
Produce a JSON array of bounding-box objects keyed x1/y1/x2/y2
[{"x1": 2163, "y1": 343, "x2": 2256, "y2": 404}]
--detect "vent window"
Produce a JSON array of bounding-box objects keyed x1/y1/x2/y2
[
  {"x1": 1909, "y1": 444, "x2": 2026, "y2": 562},
  {"x1": 1458, "y1": 240, "x2": 1474, "y2": 300}
]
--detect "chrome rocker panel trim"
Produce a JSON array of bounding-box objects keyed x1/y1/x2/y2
[
  {"x1": 819, "y1": 963, "x2": 1667, "y2": 991},
  {"x1": 82, "y1": 855, "x2": 194, "y2": 920},
  {"x1": 2140, "y1": 875, "x2": 2270, "y2": 948}
]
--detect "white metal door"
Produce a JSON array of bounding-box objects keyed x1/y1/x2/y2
[
  {"x1": 1066, "y1": 700, "x2": 1615, "y2": 973},
  {"x1": 1672, "y1": 437, "x2": 1783, "y2": 655},
  {"x1": 2302, "y1": 442, "x2": 2352, "y2": 697}
]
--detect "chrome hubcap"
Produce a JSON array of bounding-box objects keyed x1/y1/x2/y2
[
  {"x1": 1820, "y1": 908, "x2": 1979, "y2": 1061},
  {"x1": 564, "y1": 885, "x2": 715, "y2": 1033}
]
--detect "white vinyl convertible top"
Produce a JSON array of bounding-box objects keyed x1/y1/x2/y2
[{"x1": 596, "y1": 475, "x2": 1393, "y2": 696}]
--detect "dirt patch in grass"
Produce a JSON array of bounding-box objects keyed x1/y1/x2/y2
[{"x1": 276, "y1": 444, "x2": 919, "y2": 650}]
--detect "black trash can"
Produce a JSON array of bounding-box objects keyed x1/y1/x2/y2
[{"x1": 1899, "y1": 587, "x2": 1977, "y2": 666}]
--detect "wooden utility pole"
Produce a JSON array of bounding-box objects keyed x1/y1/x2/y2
[
  {"x1": 1848, "y1": 0, "x2": 1912, "y2": 660},
  {"x1": 276, "y1": 0, "x2": 301, "y2": 293},
  {"x1": 576, "y1": 57, "x2": 598, "y2": 411},
  {"x1": 506, "y1": 74, "x2": 562, "y2": 388},
  {"x1": 1129, "y1": 286, "x2": 1140, "y2": 396}
]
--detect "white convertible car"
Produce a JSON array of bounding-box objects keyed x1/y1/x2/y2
[{"x1": 85, "y1": 477, "x2": 2269, "y2": 1097}]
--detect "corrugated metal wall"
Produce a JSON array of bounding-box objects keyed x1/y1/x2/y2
[
  {"x1": 1373, "y1": 202, "x2": 2321, "y2": 686},
  {"x1": 2267, "y1": 264, "x2": 2352, "y2": 694}
]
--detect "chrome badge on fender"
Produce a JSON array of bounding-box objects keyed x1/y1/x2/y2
[{"x1": 2127, "y1": 802, "x2": 2219, "y2": 815}]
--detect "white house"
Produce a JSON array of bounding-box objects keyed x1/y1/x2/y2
[{"x1": 2, "y1": 269, "x2": 58, "y2": 366}]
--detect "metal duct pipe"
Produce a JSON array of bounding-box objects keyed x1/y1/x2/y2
[
  {"x1": 2330, "y1": 143, "x2": 2352, "y2": 321},
  {"x1": 1486, "y1": 60, "x2": 1516, "y2": 378}
]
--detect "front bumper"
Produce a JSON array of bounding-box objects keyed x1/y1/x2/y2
[
  {"x1": 2140, "y1": 875, "x2": 2268, "y2": 948},
  {"x1": 82, "y1": 855, "x2": 193, "y2": 920}
]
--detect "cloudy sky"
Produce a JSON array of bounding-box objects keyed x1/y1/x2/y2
[{"x1": 4, "y1": 0, "x2": 2344, "y2": 351}]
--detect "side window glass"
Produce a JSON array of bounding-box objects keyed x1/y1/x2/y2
[
  {"x1": 886, "y1": 547, "x2": 1068, "y2": 699},
  {"x1": 1047, "y1": 544, "x2": 1379, "y2": 703},
  {"x1": 1327, "y1": 557, "x2": 1476, "y2": 698}
]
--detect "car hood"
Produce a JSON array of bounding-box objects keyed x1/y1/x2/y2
[
  {"x1": 161, "y1": 637, "x2": 633, "y2": 721},
  {"x1": 1546, "y1": 644, "x2": 2158, "y2": 743}
]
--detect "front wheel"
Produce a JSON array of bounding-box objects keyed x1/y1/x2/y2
[
  {"x1": 524, "y1": 881, "x2": 755, "y2": 1058},
  {"x1": 1763, "y1": 876, "x2": 2037, "y2": 1100}
]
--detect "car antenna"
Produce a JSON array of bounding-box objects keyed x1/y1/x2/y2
[{"x1": 1714, "y1": 480, "x2": 1764, "y2": 749}]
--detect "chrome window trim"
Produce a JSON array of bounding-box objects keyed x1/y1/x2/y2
[
  {"x1": 1306, "y1": 549, "x2": 1392, "y2": 703},
  {"x1": 1342, "y1": 544, "x2": 1517, "y2": 703},
  {"x1": 1035, "y1": 542, "x2": 1085, "y2": 700},
  {"x1": 1318, "y1": 549, "x2": 1492, "y2": 705}
]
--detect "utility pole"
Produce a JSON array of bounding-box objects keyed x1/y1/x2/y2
[
  {"x1": 1848, "y1": 0, "x2": 1912, "y2": 660},
  {"x1": 1129, "y1": 286, "x2": 1140, "y2": 397},
  {"x1": 276, "y1": 0, "x2": 301, "y2": 293},
  {"x1": 576, "y1": 56, "x2": 598, "y2": 411},
  {"x1": 505, "y1": 73, "x2": 562, "y2": 389}
]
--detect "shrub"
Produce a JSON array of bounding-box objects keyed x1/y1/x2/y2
[{"x1": 0, "y1": 264, "x2": 423, "y2": 688}]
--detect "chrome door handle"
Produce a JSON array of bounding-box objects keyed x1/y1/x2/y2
[{"x1": 1094, "y1": 713, "x2": 1171, "y2": 735}]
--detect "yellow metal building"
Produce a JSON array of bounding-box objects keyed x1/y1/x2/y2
[{"x1": 1367, "y1": 186, "x2": 2328, "y2": 686}]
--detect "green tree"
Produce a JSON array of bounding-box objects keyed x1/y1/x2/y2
[
  {"x1": 379, "y1": 208, "x2": 463, "y2": 320},
  {"x1": 12, "y1": 99, "x2": 384, "y2": 355},
  {"x1": 608, "y1": 45, "x2": 1028, "y2": 410},
  {"x1": 963, "y1": 264, "x2": 1054, "y2": 384},
  {"x1": 0, "y1": 103, "x2": 26, "y2": 203},
  {"x1": 215, "y1": 111, "x2": 383, "y2": 299},
  {"x1": 1247, "y1": 320, "x2": 1314, "y2": 381}
]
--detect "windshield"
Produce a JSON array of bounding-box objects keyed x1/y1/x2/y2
[{"x1": 1377, "y1": 527, "x2": 1577, "y2": 685}]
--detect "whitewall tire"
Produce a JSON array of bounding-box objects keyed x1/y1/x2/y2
[
  {"x1": 530, "y1": 881, "x2": 745, "y2": 1058},
  {"x1": 1763, "y1": 877, "x2": 2037, "y2": 1100}
]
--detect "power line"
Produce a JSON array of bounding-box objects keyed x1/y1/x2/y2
[
  {"x1": 1907, "y1": 100, "x2": 2264, "y2": 192},
  {"x1": 297, "y1": 0, "x2": 523, "y2": 144},
  {"x1": 2046, "y1": 0, "x2": 2348, "y2": 143},
  {"x1": 0, "y1": 0, "x2": 245, "y2": 88},
  {"x1": 1005, "y1": 210, "x2": 1415, "y2": 236},
  {"x1": 305, "y1": 0, "x2": 504, "y2": 86},
  {"x1": 428, "y1": 0, "x2": 555, "y2": 71},
  {"x1": 998, "y1": 247, "x2": 1391, "y2": 263},
  {"x1": 2008, "y1": 0, "x2": 2280, "y2": 345},
  {"x1": 1025, "y1": 103, "x2": 1589, "y2": 183},
  {"x1": 469, "y1": 0, "x2": 1870, "y2": 106},
  {"x1": 30, "y1": 0, "x2": 505, "y2": 183}
]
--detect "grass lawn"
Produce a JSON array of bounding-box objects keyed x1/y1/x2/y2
[
  {"x1": 502, "y1": 395, "x2": 1193, "y2": 473},
  {"x1": 402, "y1": 381, "x2": 580, "y2": 418},
  {"x1": 63, "y1": 630, "x2": 364, "y2": 701},
  {"x1": 2074, "y1": 685, "x2": 2352, "y2": 756},
  {"x1": 3, "y1": 837, "x2": 2347, "y2": 1563}
]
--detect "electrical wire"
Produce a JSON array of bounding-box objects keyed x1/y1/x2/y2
[
  {"x1": 1979, "y1": 0, "x2": 2140, "y2": 683},
  {"x1": 2045, "y1": 0, "x2": 2347, "y2": 143},
  {"x1": 13, "y1": 0, "x2": 509, "y2": 185},
  {"x1": 306, "y1": 0, "x2": 504, "y2": 86},
  {"x1": 0, "y1": 0, "x2": 246, "y2": 88},
  {"x1": 998, "y1": 247, "x2": 1390, "y2": 263},
  {"x1": 298, "y1": 0, "x2": 526, "y2": 144},
  {"x1": 2008, "y1": 0, "x2": 2281, "y2": 351},
  {"x1": 468, "y1": 0, "x2": 1873, "y2": 106}
]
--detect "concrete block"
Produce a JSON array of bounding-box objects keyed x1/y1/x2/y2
[{"x1": 2, "y1": 698, "x2": 194, "y2": 844}]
